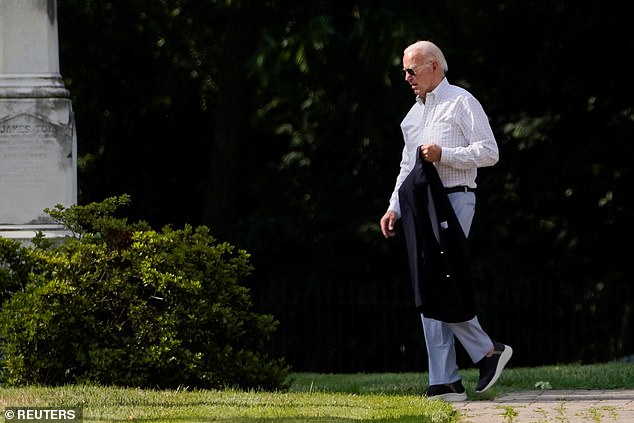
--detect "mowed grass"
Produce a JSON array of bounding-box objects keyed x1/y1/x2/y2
[
  {"x1": 290, "y1": 361, "x2": 634, "y2": 399},
  {"x1": 0, "y1": 386, "x2": 458, "y2": 422},
  {"x1": 0, "y1": 362, "x2": 632, "y2": 422}
]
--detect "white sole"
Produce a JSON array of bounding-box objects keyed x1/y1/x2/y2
[{"x1": 427, "y1": 392, "x2": 468, "y2": 402}]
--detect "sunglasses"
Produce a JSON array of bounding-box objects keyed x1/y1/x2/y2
[
  {"x1": 402, "y1": 61, "x2": 434, "y2": 77},
  {"x1": 402, "y1": 67, "x2": 418, "y2": 77}
]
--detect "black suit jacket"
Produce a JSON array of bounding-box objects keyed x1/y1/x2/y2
[{"x1": 398, "y1": 151, "x2": 477, "y2": 322}]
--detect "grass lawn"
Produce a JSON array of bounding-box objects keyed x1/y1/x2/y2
[{"x1": 0, "y1": 362, "x2": 632, "y2": 422}]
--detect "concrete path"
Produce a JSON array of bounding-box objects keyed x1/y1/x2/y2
[{"x1": 452, "y1": 389, "x2": 634, "y2": 422}]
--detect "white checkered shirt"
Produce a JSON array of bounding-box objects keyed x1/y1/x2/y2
[{"x1": 388, "y1": 78, "x2": 499, "y2": 218}]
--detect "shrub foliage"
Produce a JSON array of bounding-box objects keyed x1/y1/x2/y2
[{"x1": 0, "y1": 195, "x2": 289, "y2": 389}]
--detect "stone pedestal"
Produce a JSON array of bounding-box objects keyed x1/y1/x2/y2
[{"x1": 0, "y1": 0, "x2": 76, "y2": 241}]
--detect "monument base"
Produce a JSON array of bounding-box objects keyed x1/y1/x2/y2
[{"x1": 0, "y1": 224, "x2": 72, "y2": 245}]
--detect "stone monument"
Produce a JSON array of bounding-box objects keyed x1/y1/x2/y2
[{"x1": 0, "y1": 0, "x2": 77, "y2": 240}]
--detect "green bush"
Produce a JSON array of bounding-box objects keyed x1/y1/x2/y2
[{"x1": 0, "y1": 195, "x2": 289, "y2": 390}]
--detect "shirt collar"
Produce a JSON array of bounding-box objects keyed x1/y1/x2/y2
[{"x1": 416, "y1": 77, "x2": 449, "y2": 104}]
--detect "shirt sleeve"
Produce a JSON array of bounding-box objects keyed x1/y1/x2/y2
[
  {"x1": 388, "y1": 135, "x2": 418, "y2": 218},
  {"x1": 440, "y1": 95, "x2": 499, "y2": 169}
]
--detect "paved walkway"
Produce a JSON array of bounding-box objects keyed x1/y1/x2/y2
[{"x1": 452, "y1": 389, "x2": 634, "y2": 422}]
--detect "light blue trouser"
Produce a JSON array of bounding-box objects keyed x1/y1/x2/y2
[{"x1": 421, "y1": 191, "x2": 494, "y2": 385}]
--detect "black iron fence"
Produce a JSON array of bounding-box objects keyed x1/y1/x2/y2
[{"x1": 255, "y1": 271, "x2": 633, "y2": 373}]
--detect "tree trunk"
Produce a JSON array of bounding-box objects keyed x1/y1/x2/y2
[{"x1": 203, "y1": 7, "x2": 258, "y2": 229}]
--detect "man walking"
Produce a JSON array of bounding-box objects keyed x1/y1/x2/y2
[{"x1": 380, "y1": 40, "x2": 512, "y2": 401}]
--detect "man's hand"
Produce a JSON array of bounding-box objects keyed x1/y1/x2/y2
[
  {"x1": 380, "y1": 210, "x2": 398, "y2": 238},
  {"x1": 421, "y1": 144, "x2": 442, "y2": 162}
]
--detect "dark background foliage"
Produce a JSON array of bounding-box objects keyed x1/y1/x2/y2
[{"x1": 56, "y1": 0, "x2": 633, "y2": 372}]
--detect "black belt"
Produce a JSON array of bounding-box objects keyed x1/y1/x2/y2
[{"x1": 445, "y1": 186, "x2": 476, "y2": 194}]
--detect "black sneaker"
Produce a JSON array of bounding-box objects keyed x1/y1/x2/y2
[
  {"x1": 424, "y1": 379, "x2": 468, "y2": 402},
  {"x1": 475, "y1": 342, "x2": 513, "y2": 393}
]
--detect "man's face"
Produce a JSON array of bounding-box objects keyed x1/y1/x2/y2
[{"x1": 402, "y1": 52, "x2": 435, "y2": 97}]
